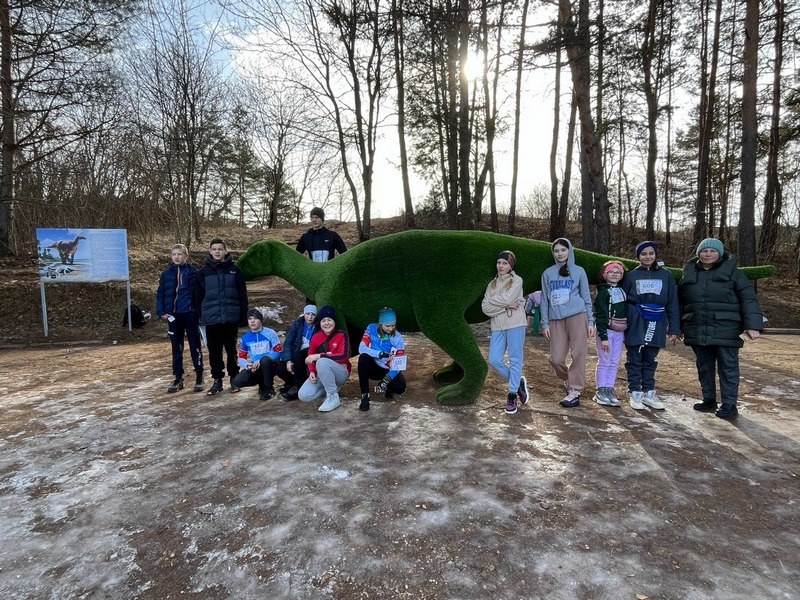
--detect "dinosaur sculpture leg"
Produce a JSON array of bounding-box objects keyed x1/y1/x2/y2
[
  {"x1": 415, "y1": 309, "x2": 487, "y2": 406},
  {"x1": 433, "y1": 362, "x2": 464, "y2": 384}
]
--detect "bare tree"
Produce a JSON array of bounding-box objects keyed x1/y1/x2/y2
[
  {"x1": 0, "y1": 0, "x2": 135, "y2": 255},
  {"x1": 125, "y1": 0, "x2": 228, "y2": 245}
]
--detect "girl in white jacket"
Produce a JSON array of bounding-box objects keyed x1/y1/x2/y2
[{"x1": 481, "y1": 251, "x2": 528, "y2": 414}]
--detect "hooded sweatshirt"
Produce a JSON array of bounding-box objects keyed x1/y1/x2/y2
[
  {"x1": 539, "y1": 239, "x2": 593, "y2": 329},
  {"x1": 481, "y1": 271, "x2": 527, "y2": 331}
]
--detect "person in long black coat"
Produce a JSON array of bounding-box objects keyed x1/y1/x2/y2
[{"x1": 678, "y1": 238, "x2": 764, "y2": 420}]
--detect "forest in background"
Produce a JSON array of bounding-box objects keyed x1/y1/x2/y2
[{"x1": 1, "y1": 0, "x2": 798, "y2": 274}]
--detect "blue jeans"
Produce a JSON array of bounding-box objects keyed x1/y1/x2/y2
[
  {"x1": 625, "y1": 344, "x2": 660, "y2": 393},
  {"x1": 488, "y1": 326, "x2": 525, "y2": 393},
  {"x1": 692, "y1": 345, "x2": 740, "y2": 406}
]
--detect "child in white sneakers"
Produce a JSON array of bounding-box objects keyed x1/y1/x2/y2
[
  {"x1": 592, "y1": 261, "x2": 627, "y2": 407},
  {"x1": 481, "y1": 251, "x2": 528, "y2": 414},
  {"x1": 620, "y1": 241, "x2": 680, "y2": 410},
  {"x1": 540, "y1": 239, "x2": 595, "y2": 408}
]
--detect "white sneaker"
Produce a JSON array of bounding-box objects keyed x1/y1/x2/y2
[
  {"x1": 606, "y1": 388, "x2": 621, "y2": 407},
  {"x1": 318, "y1": 393, "x2": 341, "y2": 412},
  {"x1": 629, "y1": 391, "x2": 646, "y2": 410},
  {"x1": 643, "y1": 390, "x2": 665, "y2": 410},
  {"x1": 593, "y1": 388, "x2": 614, "y2": 406}
]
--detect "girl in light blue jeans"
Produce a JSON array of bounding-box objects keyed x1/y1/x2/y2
[{"x1": 481, "y1": 251, "x2": 528, "y2": 415}]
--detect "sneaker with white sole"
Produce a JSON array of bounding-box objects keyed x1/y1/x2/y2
[
  {"x1": 559, "y1": 389, "x2": 580, "y2": 408},
  {"x1": 606, "y1": 388, "x2": 621, "y2": 407},
  {"x1": 629, "y1": 391, "x2": 646, "y2": 410},
  {"x1": 518, "y1": 376, "x2": 529, "y2": 405},
  {"x1": 318, "y1": 392, "x2": 341, "y2": 412},
  {"x1": 593, "y1": 387, "x2": 615, "y2": 406},
  {"x1": 505, "y1": 393, "x2": 518, "y2": 415},
  {"x1": 643, "y1": 390, "x2": 665, "y2": 410}
]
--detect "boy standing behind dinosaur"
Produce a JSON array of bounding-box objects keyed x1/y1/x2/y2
[
  {"x1": 156, "y1": 243, "x2": 204, "y2": 393},
  {"x1": 195, "y1": 238, "x2": 248, "y2": 395},
  {"x1": 296, "y1": 207, "x2": 347, "y2": 263}
]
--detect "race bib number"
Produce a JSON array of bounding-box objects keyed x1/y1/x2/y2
[
  {"x1": 310, "y1": 250, "x2": 328, "y2": 263},
  {"x1": 550, "y1": 289, "x2": 569, "y2": 306},
  {"x1": 636, "y1": 279, "x2": 663, "y2": 295},
  {"x1": 249, "y1": 340, "x2": 269, "y2": 356},
  {"x1": 609, "y1": 287, "x2": 625, "y2": 304},
  {"x1": 390, "y1": 355, "x2": 407, "y2": 371}
]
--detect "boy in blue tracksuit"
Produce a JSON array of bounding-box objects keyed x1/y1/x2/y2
[
  {"x1": 620, "y1": 241, "x2": 680, "y2": 410},
  {"x1": 156, "y1": 243, "x2": 204, "y2": 393},
  {"x1": 357, "y1": 308, "x2": 406, "y2": 411},
  {"x1": 231, "y1": 308, "x2": 292, "y2": 401}
]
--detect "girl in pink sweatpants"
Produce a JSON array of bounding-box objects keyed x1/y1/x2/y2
[{"x1": 592, "y1": 261, "x2": 627, "y2": 407}]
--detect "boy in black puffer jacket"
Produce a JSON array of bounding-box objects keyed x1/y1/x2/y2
[{"x1": 195, "y1": 238, "x2": 248, "y2": 395}]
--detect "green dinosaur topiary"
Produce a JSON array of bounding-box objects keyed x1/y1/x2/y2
[{"x1": 237, "y1": 230, "x2": 775, "y2": 406}]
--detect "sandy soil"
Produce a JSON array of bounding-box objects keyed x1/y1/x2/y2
[{"x1": 1, "y1": 302, "x2": 798, "y2": 599}]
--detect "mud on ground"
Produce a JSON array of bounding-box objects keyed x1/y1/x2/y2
[{"x1": 1, "y1": 310, "x2": 798, "y2": 599}]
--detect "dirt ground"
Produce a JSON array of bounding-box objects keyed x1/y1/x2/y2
[{"x1": 1, "y1": 296, "x2": 798, "y2": 599}]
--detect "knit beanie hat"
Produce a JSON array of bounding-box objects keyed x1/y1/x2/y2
[
  {"x1": 378, "y1": 307, "x2": 397, "y2": 325},
  {"x1": 635, "y1": 241, "x2": 658, "y2": 257},
  {"x1": 247, "y1": 308, "x2": 263, "y2": 321},
  {"x1": 696, "y1": 237, "x2": 724, "y2": 256},
  {"x1": 317, "y1": 305, "x2": 336, "y2": 323},
  {"x1": 497, "y1": 250, "x2": 516, "y2": 269},
  {"x1": 303, "y1": 304, "x2": 318, "y2": 315},
  {"x1": 310, "y1": 207, "x2": 325, "y2": 221}
]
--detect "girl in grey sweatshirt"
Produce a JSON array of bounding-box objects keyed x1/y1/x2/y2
[{"x1": 539, "y1": 239, "x2": 595, "y2": 408}]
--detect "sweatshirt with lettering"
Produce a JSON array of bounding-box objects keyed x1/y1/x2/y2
[{"x1": 539, "y1": 239, "x2": 593, "y2": 329}]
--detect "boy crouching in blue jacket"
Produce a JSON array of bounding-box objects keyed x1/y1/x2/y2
[{"x1": 231, "y1": 309, "x2": 293, "y2": 401}]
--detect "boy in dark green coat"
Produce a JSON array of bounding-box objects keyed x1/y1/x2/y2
[{"x1": 679, "y1": 238, "x2": 764, "y2": 419}]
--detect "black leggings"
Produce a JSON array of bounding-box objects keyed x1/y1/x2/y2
[{"x1": 357, "y1": 353, "x2": 406, "y2": 395}]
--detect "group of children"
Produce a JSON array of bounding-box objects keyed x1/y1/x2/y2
[
  {"x1": 156, "y1": 236, "x2": 404, "y2": 414},
  {"x1": 483, "y1": 238, "x2": 682, "y2": 416},
  {"x1": 485, "y1": 236, "x2": 763, "y2": 420},
  {"x1": 158, "y1": 230, "x2": 761, "y2": 420}
]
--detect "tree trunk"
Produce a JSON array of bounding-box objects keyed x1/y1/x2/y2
[
  {"x1": 642, "y1": 0, "x2": 659, "y2": 240},
  {"x1": 694, "y1": 0, "x2": 721, "y2": 245},
  {"x1": 457, "y1": 0, "x2": 473, "y2": 228},
  {"x1": 392, "y1": 0, "x2": 415, "y2": 228},
  {"x1": 509, "y1": 0, "x2": 530, "y2": 235},
  {"x1": 758, "y1": 0, "x2": 784, "y2": 262},
  {"x1": 739, "y1": 0, "x2": 759, "y2": 264},
  {"x1": 559, "y1": 0, "x2": 610, "y2": 253},
  {"x1": 0, "y1": 0, "x2": 12, "y2": 256},
  {"x1": 549, "y1": 21, "x2": 562, "y2": 241}
]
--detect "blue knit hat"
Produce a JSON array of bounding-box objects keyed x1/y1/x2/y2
[
  {"x1": 317, "y1": 305, "x2": 336, "y2": 322},
  {"x1": 378, "y1": 307, "x2": 397, "y2": 325},
  {"x1": 696, "y1": 237, "x2": 724, "y2": 256},
  {"x1": 635, "y1": 240, "x2": 658, "y2": 257}
]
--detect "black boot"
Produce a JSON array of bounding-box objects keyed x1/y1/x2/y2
[
  {"x1": 693, "y1": 398, "x2": 718, "y2": 412},
  {"x1": 167, "y1": 378, "x2": 184, "y2": 393},
  {"x1": 715, "y1": 403, "x2": 738, "y2": 419},
  {"x1": 193, "y1": 374, "x2": 204, "y2": 393},
  {"x1": 359, "y1": 393, "x2": 370, "y2": 411},
  {"x1": 207, "y1": 378, "x2": 223, "y2": 396}
]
